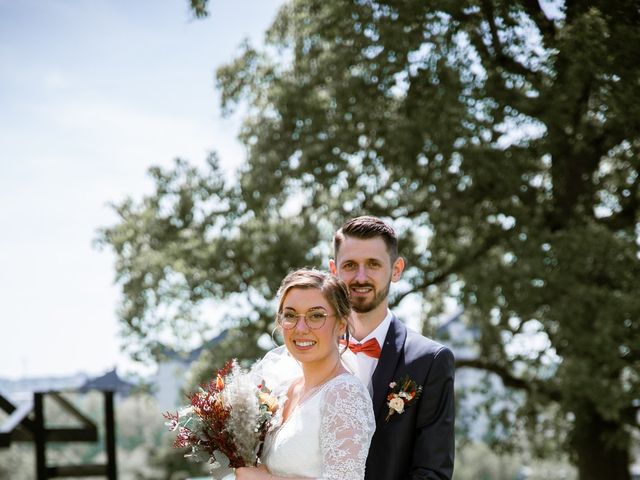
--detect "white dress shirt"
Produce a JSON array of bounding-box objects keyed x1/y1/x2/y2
[{"x1": 348, "y1": 310, "x2": 392, "y2": 397}]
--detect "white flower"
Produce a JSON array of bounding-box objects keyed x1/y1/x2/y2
[
  {"x1": 388, "y1": 397, "x2": 405, "y2": 414},
  {"x1": 179, "y1": 406, "x2": 194, "y2": 417},
  {"x1": 389, "y1": 382, "x2": 397, "y2": 388}
]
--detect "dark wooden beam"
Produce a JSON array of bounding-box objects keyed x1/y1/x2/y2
[
  {"x1": 46, "y1": 428, "x2": 98, "y2": 442},
  {"x1": 0, "y1": 393, "x2": 17, "y2": 414},
  {"x1": 0, "y1": 400, "x2": 34, "y2": 433},
  {"x1": 0, "y1": 393, "x2": 36, "y2": 432},
  {"x1": 0, "y1": 398, "x2": 35, "y2": 447},
  {"x1": 3, "y1": 391, "x2": 118, "y2": 478},
  {"x1": 34, "y1": 393, "x2": 47, "y2": 480},
  {"x1": 47, "y1": 464, "x2": 107, "y2": 477},
  {"x1": 104, "y1": 392, "x2": 117, "y2": 480}
]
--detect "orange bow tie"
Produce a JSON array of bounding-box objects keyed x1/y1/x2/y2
[{"x1": 340, "y1": 338, "x2": 382, "y2": 358}]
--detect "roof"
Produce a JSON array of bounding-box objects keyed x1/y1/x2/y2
[{"x1": 79, "y1": 369, "x2": 134, "y2": 395}]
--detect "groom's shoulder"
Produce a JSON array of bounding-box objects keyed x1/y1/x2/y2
[
  {"x1": 407, "y1": 329, "x2": 451, "y2": 357},
  {"x1": 394, "y1": 316, "x2": 454, "y2": 362},
  {"x1": 404, "y1": 330, "x2": 455, "y2": 381}
]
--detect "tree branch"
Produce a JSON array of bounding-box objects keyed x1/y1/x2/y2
[
  {"x1": 597, "y1": 182, "x2": 640, "y2": 231},
  {"x1": 520, "y1": 0, "x2": 557, "y2": 40},
  {"x1": 390, "y1": 232, "x2": 501, "y2": 307},
  {"x1": 456, "y1": 358, "x2": 562, "y2": 402},
  {"x1": 480, "y1": 0, "x2": 502, "y2": 57},
  {"x1": 625, "y1": 404, "x2": 640, "y2": 428},
  {"x1": 460, "y1": 12, "x2": 544, "y2": 119},
  {"x1": 480, "y1": 0, "x2": 539, "y2": 81},
  {"x1": 456, "y1": 358, "x2": 532, "y2": 391},
  {"x1": 550, "y1": 79, "x2": 599, "y2": 226}
]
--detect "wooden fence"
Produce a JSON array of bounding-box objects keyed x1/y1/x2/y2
[{"x1": 0, "y1": 390, "x2": 117, "y2": 479}]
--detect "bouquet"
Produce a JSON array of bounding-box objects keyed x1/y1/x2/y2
[{"x1": 164, "y1": 359, "x2": 278, "y2": 475}]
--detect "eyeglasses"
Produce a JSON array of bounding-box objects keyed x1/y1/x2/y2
[{"x1": 277, "y1": 309, "x2": 336, "y2": 330}]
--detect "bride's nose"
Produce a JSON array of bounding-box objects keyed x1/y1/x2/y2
[{"x1": 294, "y1": 314, "x2": 310, "y2": 332}]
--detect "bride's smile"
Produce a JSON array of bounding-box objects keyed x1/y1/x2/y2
[{"x1": 292, "y1": 339, "x2": 317, "y2": 349}]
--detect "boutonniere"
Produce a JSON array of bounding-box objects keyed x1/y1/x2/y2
[{"x1": 385, "y1": 375, "x2": 423, "y2": 421}]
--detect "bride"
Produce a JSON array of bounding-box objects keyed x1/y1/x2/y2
[{"x1": 236, "y1": 269, "x2": 375, "y2": 479}]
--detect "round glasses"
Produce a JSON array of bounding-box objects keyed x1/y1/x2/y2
[{"x1": 277, "y1": 309, "x2": 336, "y2": 330}]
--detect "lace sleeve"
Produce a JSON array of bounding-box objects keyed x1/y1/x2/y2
[{"x1": 318, "y1": 377, "x2": 376, "y2": 480}]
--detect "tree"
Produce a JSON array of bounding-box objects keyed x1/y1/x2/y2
[{"x1": 98, "y1": 0, "x2": 640, "y2": 478}]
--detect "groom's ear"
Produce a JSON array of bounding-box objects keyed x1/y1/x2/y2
[
  {"x1": 391, "y1": 256, "x2": 405, "y2": 282},
  {"x1": 329, "y1": 258, "x2": 338, "y2": 275}
]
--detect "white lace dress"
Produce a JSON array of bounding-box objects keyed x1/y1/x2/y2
[{"x1": 260, "y1": 373, "x2": 375, "y2": 479}]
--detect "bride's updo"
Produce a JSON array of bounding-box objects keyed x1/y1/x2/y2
[{"x1": 276, "y1": 268, "x2": 352, "y2": 347}]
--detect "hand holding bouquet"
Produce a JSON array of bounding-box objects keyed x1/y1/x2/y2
[{"x1": 164, "y1": 359, "x2": 278, "y2": 475}]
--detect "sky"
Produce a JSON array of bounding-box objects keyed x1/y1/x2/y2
[{"x1": 0, "y1": 0, "x2": 283, "y2": 380}]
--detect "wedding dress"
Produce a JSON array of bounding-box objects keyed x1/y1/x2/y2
[{"x1": 260, "y1": 372, "x2": 375, "y2": 479}]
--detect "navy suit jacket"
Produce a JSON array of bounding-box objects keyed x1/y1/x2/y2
[{"x1": 365, "y1": 315, "x2": 455, "y2": 480}]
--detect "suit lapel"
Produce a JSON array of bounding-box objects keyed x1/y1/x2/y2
[{"x1": 371, "y1": 315, "x2": 407, "y2": 420}]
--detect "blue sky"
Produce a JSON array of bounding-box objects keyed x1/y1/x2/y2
[{"x1": 0, "y1": 0, "x2": 282, "y2": 379}]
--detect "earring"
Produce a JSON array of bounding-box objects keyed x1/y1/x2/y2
[
  {"x1": 341, "y1": 329, "x2": 350, "y2": 354},
  {"x1": 270, "y1": 325, "x2": 282, "y2": 347}
]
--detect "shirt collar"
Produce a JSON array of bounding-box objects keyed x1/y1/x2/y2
[{"x1": 358, "y1": 309, "x2": 392, "y2": 347}]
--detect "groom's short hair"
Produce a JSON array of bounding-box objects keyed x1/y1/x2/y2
[{"x1": 333, "y1": 215, "x2": 399, "y2": 261}]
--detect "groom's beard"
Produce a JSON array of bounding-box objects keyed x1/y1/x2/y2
[{"x1": 350, "y1": 280, "x2": 391, "y2": 313}]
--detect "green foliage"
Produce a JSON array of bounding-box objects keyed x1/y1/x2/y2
[
  {"x1": 99, "y1": 0, "x2": 640, "y2": 475},
  {"x1": 188, "y1": 326, "x2": 275, "y2": 388},
  {"x1": 453, "y1": 441, "x2": 577, "y2": 480},
  {"x1": 115, "y1": 394, "x2": 207, "y2": 480},
  {"x1": 188, "y1": 0, "x2": 209, "y2": 19},
  {"x1": 0, "y1": 444, "x2": 32, "y2": 480},
  {"x1": 97, "y1": 154, "x2": 322, "y2": 365}
]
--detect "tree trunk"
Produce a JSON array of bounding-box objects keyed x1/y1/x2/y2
[{"x1": 571, "y1": 409, "x2": 631, "y2": 480}]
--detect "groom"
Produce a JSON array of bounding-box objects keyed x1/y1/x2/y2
[{"x1": 329, "y1": 216, "x2": 455, "y2": 480}]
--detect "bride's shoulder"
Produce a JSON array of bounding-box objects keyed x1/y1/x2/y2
[
  {"x1": 320, "y1": 374, "x2": 375, "y2": 428},
  {"x1": 332, "y1": 371, "x2": 363, "y2": 385},
  {"x1": 323, "y1": 372, "x2": 370, "y2": 399}
]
